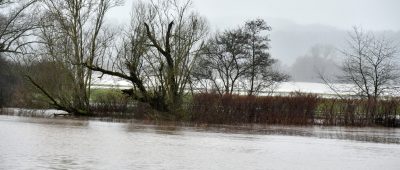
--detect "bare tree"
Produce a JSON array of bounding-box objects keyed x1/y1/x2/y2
[
  {"x1": 83, "y1": 0, "x2": 208, "y2": 118},
  {"x1": 0, "y1": 0, "x2": 39, "y2": 54},
  {"x1": 0, "y1": 0, "x2": 40, "y2": 108},
  {"x1": 194, "y1": 19, "x2": 288, "y2": 95},
  {"x1": 26, "y1": 0, "x2": 121, "y2": 115},
  {"x1": 243, "y1": 19, "x2": 288, "y2": 95},
  {"x1": 340, "y1": 27, "x2": 399, "y2": 100},
  {"x1": 196, "y1": 28, "x2": 250, "y2": 95}
]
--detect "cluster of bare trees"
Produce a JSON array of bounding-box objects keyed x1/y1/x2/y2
[
  {"x1": 2, "y1": 0, "x2": 211, "y2": 117},
  {"x1": 1, "y1": 0, "x2": 286, "y2": 117},
  {"x1": 82, "y1": 0, "x2": 208, "y2": 118},
  {"x1": 22, "y1": 0, "x2": 122, "y2": 115},
  {"x1": 3, "y1": 0, "x2": 398, "y2": 120},
  {"x1": 193, "y1": 19, "x2": 288, "y2": 96}
]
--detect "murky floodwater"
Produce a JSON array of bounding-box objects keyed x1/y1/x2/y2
[{"x1": 1, "y1": 115, "x2": 400, "y2": 170}]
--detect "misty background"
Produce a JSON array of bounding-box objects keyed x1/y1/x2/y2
[{"x1": 107, "y1": 0, "x2": 400, "y2": 83}]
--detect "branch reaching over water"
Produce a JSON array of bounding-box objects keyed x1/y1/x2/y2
[{"x1": 25, "y1": 75, "x2": 88, "y2": 115}]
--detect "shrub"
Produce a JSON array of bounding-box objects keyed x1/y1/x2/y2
[{"x1": 189, "y1": 93, "x2": 319, "y2": 125}]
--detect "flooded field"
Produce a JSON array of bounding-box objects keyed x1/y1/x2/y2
[{"x1": 1, "y1": 115, "x2": 400, "y2": 170}]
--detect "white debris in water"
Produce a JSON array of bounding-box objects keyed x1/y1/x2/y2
[{"x1": 1, "y1": 108, "x2": 69, "y2": 118}]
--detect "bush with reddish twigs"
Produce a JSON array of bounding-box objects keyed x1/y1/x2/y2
[
  {"x1": 189, "y1": 93, "x2": 319, "y2": 125},
  {"x1": 189, "y1": 93, "x2": 399, "y2": 127},
  {"x1": 318, "y1": 98, "x2": 400, "y2": 127}
]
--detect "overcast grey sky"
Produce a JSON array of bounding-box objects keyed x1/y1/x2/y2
[
  {"x1": 192, "y1": 0, "x2": 400, "y2": 30},
  {"x1": 108, "y1": 0, "x2": 400, "y2": 65}
]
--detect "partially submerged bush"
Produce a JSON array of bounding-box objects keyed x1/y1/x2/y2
[
  {"x1": 189, "y1": 93, "x2": 319, "y2": 125},
  {"x1": 189, "y1": 93, "x2": 399, "y2": 127},
  {"x1": 4, "y1": 82, "x2": 399, "y2": 127},
  {"x1": 318, "y1": 98, "x2": 400, "y2": 127}
]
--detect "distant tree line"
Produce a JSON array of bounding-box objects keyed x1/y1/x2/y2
[{"x1": 289, "y1": 44, "x2": 341, "y2": 83}]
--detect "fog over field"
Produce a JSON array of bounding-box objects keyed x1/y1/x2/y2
[{"x1": 108, "y1": 0, "x2": 400, "y2": 82}]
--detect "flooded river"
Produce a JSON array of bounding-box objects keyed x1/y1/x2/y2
[{"x1": 1, "y1": 115, "x2": 400, "y2": 170}]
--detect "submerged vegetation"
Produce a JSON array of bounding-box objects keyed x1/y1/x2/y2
[
  {"x1": 0, "y1": 0, "x2": 399, "y2": 127},
  {"x1": 3, "y1": 81, "x2": 399, "y2": 127},
  {"x1": 91, "y1": 90, "x2": 399, "y2": 127},
  {"x1": 8, "y1": 89, "x2": 397, "y2": 127}
]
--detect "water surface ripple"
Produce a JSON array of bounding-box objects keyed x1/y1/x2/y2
[{"x1": 1, "y1": 115, "x2": 399, "y2": 170}]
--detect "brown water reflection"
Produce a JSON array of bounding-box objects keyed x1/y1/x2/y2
[{"x1": 124, "y1": 122, "x2": 400, "y2": 144}]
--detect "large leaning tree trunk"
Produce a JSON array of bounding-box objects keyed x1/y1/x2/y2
[
  {"x1": 83, "y1": 0, "x2": 208, "y2": 119},
  {"x1": 26, "y1": 0, "x2": 121, "y2": 115}
]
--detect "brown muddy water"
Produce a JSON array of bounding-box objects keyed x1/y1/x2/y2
[{"x1": 0, "y1": 115, "x2": 400, "y2": 170}]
